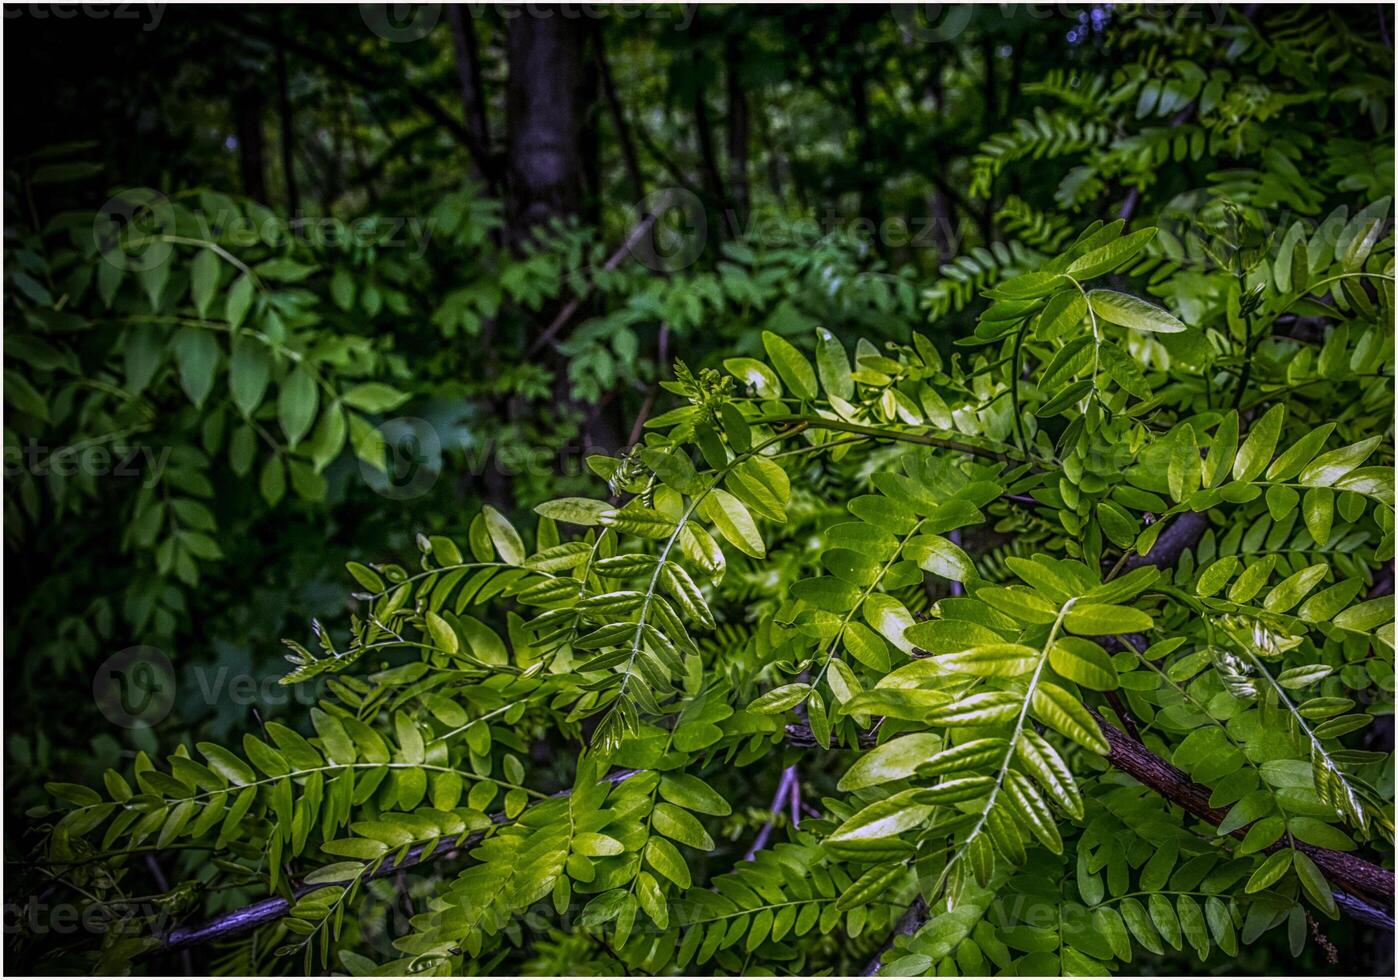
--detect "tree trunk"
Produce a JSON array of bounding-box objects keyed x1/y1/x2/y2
[
  {"x1": 447, "y1": 4, "x2": 495, "y2": 196},
  {"x1": 505, "y1": 6, "x2": 589, "y2": 235},
  {"x1": 233, "y1": 85, "x2": 267, "y2": 203},
  {"x1": 850, "y1": 67, "x2": 884, "y2": 254},
  {"x1": 275, "y1": 46, "x2": 298, "y2": 217},
  {"x1": 725, "y1": 34, "x2": 750, "y2": 230}
]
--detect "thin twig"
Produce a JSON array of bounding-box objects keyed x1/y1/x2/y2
[
  {"x1": 745, "y1": 766, "x2": 799, "y2": 861},
  {"x1": 528, "y1": 208, "x2": 664, "y2": 356}
]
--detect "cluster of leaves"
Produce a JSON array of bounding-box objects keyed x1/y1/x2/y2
[
  {"x1": 924, "y1": 5, "x2": 1393, "y2": 321},
  {"x1": 8, "y1": 6, "x2": 1394, "y2": 976},
  {"x1": 28, "y1": 198, "x2": 1394, "y2": 973}
]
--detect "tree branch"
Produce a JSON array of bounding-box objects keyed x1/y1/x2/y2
[
  {"x1": 1091, "y1": 710, "x2": 1393, "y2": 910},
  {"x1": 150, "y1": 720, "x2": 862, "y2": 956},
  {"x1": 153, "y1": 768, "x2": 642, "y2": 955}
]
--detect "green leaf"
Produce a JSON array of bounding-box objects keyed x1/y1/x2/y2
[
  {"x1": 651, "y1": 801, "x2": 715, "y2": 850},
  {"x1": 1049, "y1": 637, "x2": 1118, "y2": 691},
  {"x1": 844, "y1": 622, "x2": 891, "y2": 671},
  {"x1": 645, "y1": 836, "x2": 691, "y2": 889},
  {"x1": 425, "y1": 611, "x2": 459, "y2": 655},
  {"x1": 1245, "y1": 849, "x2": 1293, "y2": 893},
  {"x1": 278, "y1": 366, "x2": 319, "y2": 448},
  {"x1": 341, "y1": 382, "x2": 411, "y2": 413},
  {"x1": 933, "y1": 643, "x2": 1040, "y2": 677},
  {"x1": 229, "y1": 338, "x2": 271, "y2": 416},
  {"x1": 173, "y1": 328, "x2": 219, "y2": 408},
  {"x1": 905, "y1": 533, "x2": 975, "y2": 580},
  {"x1": 815, "y1": 328, "x2": 854, "y2": 399},
  {"x1": 1233, "y1": 404, "x2": 1285, "y2": 482},
  {"x1": 748, "y1": 683, "x2": 810, "y2": 714},
  {"x1": 225, "y1": 273, "x2": 254, "y2": 328},
  {"x1": 762, "y1": 330, "x2": 817, "y2": 400},
  {"x1": 1087, "y1": 289, "x2": 1186, "y2": 333},
  {"x1": 190, "y1": 247, "x2": 219, "y2": 318},
  {"x1": 482, "y1": 506, "x2": 525, "y2": 564},
  {"x1": 702, "y1": 489, "x2": 765, "y2": 558},
  {"x1": 1266, "y1": 423, "x2": 1334, "y2": 481},
  {"x1": 1030, "y1": 683, "x2": 1109, "y2": 754},
  {"x1": 724, "y1": 357, "x2": 781, "y2": 398},
  {"x1": 659, "y1": 774, "x2": 731, "y2": 816},
  {"x1": 1298, "y1": 436, "x2": 1381, "y2": 488},
  {"x1": 1262, "y1": 564, "x2": 1328, "y2": 614},
  {"x1": 1063, "y1": 603, "x2": 1153, "y2": 635},
  {"x1": 534, "y1": 497, "x2": 610, "y2": 526},
  {"x1": 1016, "y1": 729, "x2": 1083, "y2": 819},
  {"x1": 574, "y1": 832, "x2": 624, "y2": 857},
  {"x1": 1120, "y1": 898, "x2": 1164, "y2": 954},
  {"x1": 828, "y1": 790, "x2": 933, "y2": 842},
  {"x1": 838, "y1": 734, "x2": 943, "y2": 791},
  {"x1": 926, "y1": 692, "x2": 1022, "y2": 727},
  {"x1": 1066, "y1": 227, "x2": 1157, "y2": 279}
]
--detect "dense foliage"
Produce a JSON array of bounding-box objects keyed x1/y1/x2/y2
[{"x1": 4, "y1": 4, "x2": 1393, "y2": 976}]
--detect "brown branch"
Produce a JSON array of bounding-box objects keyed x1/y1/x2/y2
[
  {"x1": 862, "y1": 715, "x2": 1394, "y2": 973},
  {"x1": 1120, "y1": 510, "x2": 1210, "y2": 574},
  {"x1": 1093, "y1": 708, "x2": 1394, "y2": 912}
]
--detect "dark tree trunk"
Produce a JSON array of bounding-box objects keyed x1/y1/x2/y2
[
  {"x1": 275, "y1": 46, "x2": 298, "y2": 217},
  {"x1": 850, "y1": 67, "x2": 884, "y2": 254},
  {"x1": 233, "y1": 85, "x2": 267, "y2": 203},
  {"x1": 505, "y1": 6, "x2": 589, "y2": 235},
  {"x1": 447, "y1": 4, "x2": 495, "y2": 196},
  {"x1": 725, "y1": 34, "x2": 750, "y2": 230}
]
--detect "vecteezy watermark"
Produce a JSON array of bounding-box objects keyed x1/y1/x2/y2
[
  {"x1": 360, "y1": 416, "x2": 443, "y2": 500},
  {"x1": 94, "y1": 646, "x2": 334, "y2": 729},
  {"x1": 4, "y1": 439, "x2": 170, "y2": 488},
  {"x1": 623, "y1": 187, "x2": 709, "y2": 273},
  {"x1": 3, "y1": 3, "x2": 165, "y2": 31},
  {"x1": 92, "y1": 187, "x2": 435, "y2": 272},
  {"x1": 359, "y1": 3, "x2": 698, "y2": 42},
  {"x1": 621, "y1": 190, "x2": 972, "y2": 272},
  {"x1": 890, "y1": 3, "x2": 973, "y2": 43},
  {"x1": 359, "y1": 2, "x2": 442, "y2": 41},
  {"x1": 186, "y1": 665, "x2": 329, "y2": 710},
  {"x1": 3, "y1": 897, "x2": 176, "y2": 937},
  {"x1": 93, "y1": 646, "x2": 176, "y2": 729},
  {"x1": 188, "y1": 209, "x2": 435, "y2": 258},
  {"x1": 92, "y1": 187, "x2": 174, "y2": 272}
]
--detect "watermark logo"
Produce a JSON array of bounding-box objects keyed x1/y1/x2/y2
[
  {"x1": 92, "y1": 188, "x2": 174, "y2": 273},
  {"x1": 93, "y1": 646, "x2": 175, "y2": 729},
  {"x1": 360, "y1": 416, "x2": 442, "y2": 500},
  {"x1": 4, "y1": 439, "x2": 170, "y2": 487},
  {"x1": 3, "y1": 3, "x2": 166, "y2": 31},
  {"x1": 891, "y1": 3, "x2": 973, "y2": 43},
  {"x1": 624, "y1": 187, "x2": 708, "y2": 273},
  {"x1": 359, "y1": 3, "x2": 441, "y2": 42}
]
